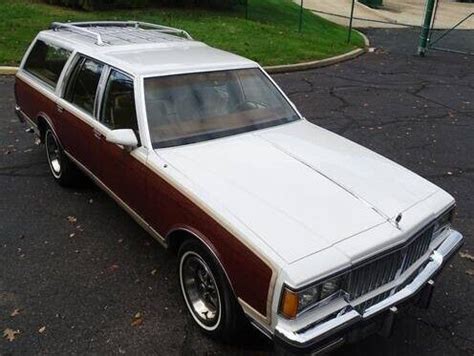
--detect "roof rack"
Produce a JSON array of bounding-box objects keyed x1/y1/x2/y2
[{"x1": 50, "y1": 21, "x2": 193, "y2": 46}]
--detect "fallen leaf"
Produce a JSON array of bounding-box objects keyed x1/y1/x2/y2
[
  {"x1": 38, "y1": 326, "x2": 46, "y2": 334},
  {"x1": 3, "y1": 328, "x2": 20, "y2": 342},
  {"x1": 466, "y1": 269, "x2": 474, "y2": 276},
  {"x1": 67, "y1": 216, "x2": 77, "y2": 224},
  {"x1": 150, "y1": 269, "x2": 157, "y2": 276},
  {"x1": 460, "y1": 251, "x2": 474, "y2": 262},
  {"x1": 69, "y1": 233, "x2": 76, "y2": 238},
  {"x1": 131, "y1": 312, "x2": 143, "y2": 327},
  {"x1": 107, "y1": 264, "x2": 119, "y2": 272},
  {"x1": 10, "y1": 309, "x2": 21, "y2": 317}
]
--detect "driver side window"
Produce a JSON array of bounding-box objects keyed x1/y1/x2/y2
[{"x1": 100, "y1": 69, "x2": 138, "y2": 134}]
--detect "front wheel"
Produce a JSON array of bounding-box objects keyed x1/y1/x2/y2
[
  {"x1": 178, "y1": 239, "x2": 245, "y2": 341},
  {"x1": 44, "y1": 128, "x2": 82, "y2": 187}
]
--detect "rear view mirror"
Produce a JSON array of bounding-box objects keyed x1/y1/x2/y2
[{"x1": 105, "y1": 129, "x2": 138, "y2": 149}]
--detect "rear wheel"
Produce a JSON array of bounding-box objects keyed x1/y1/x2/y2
[
  {"x1": 44, "y1": 128, "x2": 82, "y2": 187},
  {"x1": 178, "y1": 239, "x2": 245, "y2": 340}
]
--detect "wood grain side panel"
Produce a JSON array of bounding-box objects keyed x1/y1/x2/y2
[
  {"x1": 146, "y1": 169, "x2": 273, "y2": 316},
  {"x1": 15, "y1": 76, "x2": 54, "y2": 125}
]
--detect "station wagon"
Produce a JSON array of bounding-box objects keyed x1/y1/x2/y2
[{"x1": 14, "y1": 21, "x2": 464, "y2": 353}]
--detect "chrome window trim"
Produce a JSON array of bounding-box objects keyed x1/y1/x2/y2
[{"x1": 94, "y1": 64, "x2": 111, "y2": 120}]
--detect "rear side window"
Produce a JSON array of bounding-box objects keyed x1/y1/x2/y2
[
  {"x1": 23, "y1": 39, "x2": 71, "y2": 88},
  {"x1": 64, "y1": 57, "x2": 104, "y2": 115}
]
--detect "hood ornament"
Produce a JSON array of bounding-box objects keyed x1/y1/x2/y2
[{"x1": 395, "y1": 213, "x2": 403, "y2": 229}]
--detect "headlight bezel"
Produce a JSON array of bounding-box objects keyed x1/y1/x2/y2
[{"x1": 279, "y1": 271, "x2": 350, "y2": 319}]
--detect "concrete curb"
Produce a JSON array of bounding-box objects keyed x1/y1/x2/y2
[
  {"x1": 0, "y1": 66, "x2": 19, "y2": 75},
  {"x1": 0, "y1": 31, "x2": 369, "y2": 75},
  {"x1": 264, "y1": 30, "x2": 370, "y2": 74}
]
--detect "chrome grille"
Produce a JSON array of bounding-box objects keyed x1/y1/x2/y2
[{"x1": 345, "y1": 225, "x2": 435, "y2": 303}]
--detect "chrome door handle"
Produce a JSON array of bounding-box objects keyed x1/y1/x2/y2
[{"x1": 56, "y1": 104, "x2": 64, "y2": 113}]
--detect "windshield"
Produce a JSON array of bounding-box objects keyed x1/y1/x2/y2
[{"x1": 144, "y1": 68, "x2": 299, "y2": 148}]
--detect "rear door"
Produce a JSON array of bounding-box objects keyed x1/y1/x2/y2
[
  {"x1": 56, "y1": 56, "x2": 105, "y2": 175},
  {"x1": 94, "y1": 68, "x2": 148, "y2": 216}
]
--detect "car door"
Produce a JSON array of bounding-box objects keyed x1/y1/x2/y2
[
  {"x1": 95, "y1": 68, "x2": 148, "y2": 216},
  {"x1": 56, "y1": 56, "x2": 105, "y2": 175}
]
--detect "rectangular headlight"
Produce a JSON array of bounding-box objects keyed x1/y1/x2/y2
[{"x1": 280, "y1": 276, "x2": 345, "y2": 319}]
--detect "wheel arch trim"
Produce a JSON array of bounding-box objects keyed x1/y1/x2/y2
[
  {"x1": 36, "y1": 112, "x2": 58, "y2": 143},
  {"x1": 166, "y1": 226, "x2": 237, "y2": 296}
]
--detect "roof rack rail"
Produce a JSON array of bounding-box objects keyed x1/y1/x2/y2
[
  {"x1": 50, "y1": 21, "x2": 193, "y2": 46},
  {"x1": 51, "y1": 22, "x2": 106, "y2": 45}
]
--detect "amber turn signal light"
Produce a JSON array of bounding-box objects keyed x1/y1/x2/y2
[{"x1": 280, "y1": 288, "x2": 299, "y2": 319}]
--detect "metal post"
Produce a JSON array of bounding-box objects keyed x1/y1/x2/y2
[
  {"x1": 347, "y1": 0, "x2": 356, "y2": 43},
  {"x1": 418, "y1": 0, "x2": 436, "y2": 56},
  {"x1": 299, "y1": 0, "x2": 304, "y2": 32}
]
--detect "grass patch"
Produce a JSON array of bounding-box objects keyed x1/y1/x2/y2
[{"x1": 0, "y1": 0, "x2": 363, "y2": 66}]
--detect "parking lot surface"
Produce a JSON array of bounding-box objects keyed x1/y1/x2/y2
[{"x1": 1, "y1": 28, "x2": 473, "y2": 355}]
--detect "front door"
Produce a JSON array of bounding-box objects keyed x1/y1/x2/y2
[{"x1": 94, "y1": 68, "x2": 148, "y2": 217}]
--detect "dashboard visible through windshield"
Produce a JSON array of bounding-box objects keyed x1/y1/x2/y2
[{"x1": 144, "y1": 68, "x2": 300, "y2": 148}]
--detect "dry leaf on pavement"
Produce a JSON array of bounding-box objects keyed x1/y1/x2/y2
[
  {"x1": 460, "y1": 251, "x2": 474, "y2": 262},
  {"x1": 38, "y1": 326, "x2": 46, "y2": 334},
  {"x1": 3, "y1": 328, "x2": 20, "y2": 342},
  {"x1": 10, "y1": 309, "x2": 21, "y2": 317},
  {"x1": 66, "y1": 216, "x2": 77, "y2": 224},
  {"x1": 131, "y1": 312, "x2": 143, "y2": 327},
  {"x1": 107, "y1": 264, "x2": 119, "y2": 272}
]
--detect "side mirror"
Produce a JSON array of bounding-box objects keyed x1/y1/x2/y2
[{"x1": 105, "y1": 129, "x2": 138, "y2": 149}]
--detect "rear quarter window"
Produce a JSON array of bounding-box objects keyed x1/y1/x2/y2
[{"x1": 23, "y1": 39, "x2": 71, "y2": 89}]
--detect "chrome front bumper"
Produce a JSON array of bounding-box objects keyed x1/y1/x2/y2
[{"x1": 274, "y1": 229, "x2": 464, "y2": 351}]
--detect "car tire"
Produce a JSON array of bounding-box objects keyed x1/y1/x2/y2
[
  {"x1": 178, "y1": 239, "x2": 245, "y2": 341},
  {"x1": 44, "y1": 127, "x2": 82, "y2": 187}
]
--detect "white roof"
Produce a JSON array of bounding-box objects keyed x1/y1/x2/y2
[{"x1": 38, "y1": 22, "x2": 257, "y2": 77}]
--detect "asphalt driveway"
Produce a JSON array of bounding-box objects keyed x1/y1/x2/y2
[{"x1": 1, "y1": 28, "x2": 473, "y2": 355}]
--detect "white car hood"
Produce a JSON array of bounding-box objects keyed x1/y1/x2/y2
[{"x1": 158, "y1": 120, "x2": 439, "y2": 264}]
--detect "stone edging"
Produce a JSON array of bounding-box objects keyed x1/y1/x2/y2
[
  {"x1": 0, "y1": 66, "x2": 19, "y2": 75},
  {"x1": 0, "y1": 31, "x2": 369, "y2": 75}
]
